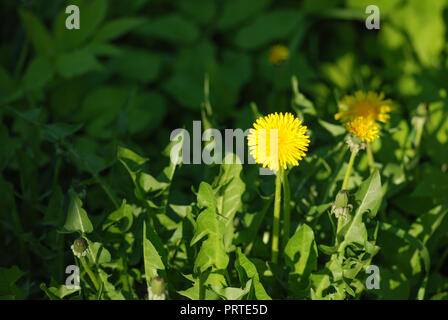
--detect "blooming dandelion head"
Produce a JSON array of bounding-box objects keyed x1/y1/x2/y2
[
  {"x1": 335, "y1": 91, "x2": 392, "y2": 124},
  {"x1": 268, "y1": 45, "x2": 290, "y2": 65},
  {"x1": 247, "y1": 112, "x2": 310, "y2": 172},
  {"x1": 345, "y1": 116, "x2": 380, "y2": 142}
]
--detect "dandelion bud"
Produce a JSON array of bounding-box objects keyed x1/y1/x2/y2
[
  {"x1": 331, "y1": 190, "x2": 353, "y2": 220},
  {"x1": 345, "y1": 135, "x2": 365, "y2": 154},
  {"x1": 71, "y1": 237, "x2": 88, "y2": 258},
  {"x1": 148, "y1": 276, "x2": 167, "y2": 300},
  {"x1": 335, "y1": 190, "x2": 349, "y2": 207}
]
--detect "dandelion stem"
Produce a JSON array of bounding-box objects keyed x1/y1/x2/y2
[
  {"x1": 80, "y1": 256, "x2": 100, "y2": 291},
  {"x1": 281, "y1": 169, "x2": 291, "y2": 250},
  {"x1": 366, "y1": 142, "x2": 375, "y2": 173},
  {"x1": 272, "y1": 167, "x2": 282, "y2": 264},
  {"x1": 342, "y1": 150, "x2": 357, "y2": 191}
]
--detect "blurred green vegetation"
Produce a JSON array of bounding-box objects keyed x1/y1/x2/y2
[{"x1": 1, "y1": 0, "x2": 448, "y2": 300}]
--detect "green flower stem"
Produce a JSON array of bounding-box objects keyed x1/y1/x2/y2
[
  {"x1": 341, "y1": 149, "x2": 357, "y2": 191},
  {"x1": 366, "y1": 142, "x2": 375, "y2": 173},
  {"x1": 335, "y1": 216, "x2": 344, "y2": 245},
  {"x1": 272, "y1": 167, "x2": 283, "y2": 264},
  {"x1": 80, "y1": 256, "x2": 100, "y2": 291},
  {"x1": 281, "y1": 169, "x2": 291, "y2": 250}
]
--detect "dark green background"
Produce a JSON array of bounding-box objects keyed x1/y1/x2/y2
[{"x1": 1, "y1": 0, "x2": 448, "y2": 300}]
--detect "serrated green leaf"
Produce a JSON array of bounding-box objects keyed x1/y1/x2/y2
[
  {"x1": 143, "y1": 221, "x2": 165, "y2": 288},
  {"x1": 235, "y1": 249, "x2": 271, "y2": 300},
  {"x1": 339, "y1": 170, "x2": 382, "y2": 249},
  {"x1": 0, "y1": 266, "x2": 25, "y2": 299},
  {"x1": 212, "y1": 153, "x2": 246, "y2": 249}
]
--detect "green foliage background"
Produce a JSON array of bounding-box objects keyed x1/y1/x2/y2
[{"x1": 0, "y1": 0, "x2": 448, "y2": 300}]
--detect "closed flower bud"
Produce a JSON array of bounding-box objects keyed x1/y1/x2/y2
[
  {"x1": 148, "y1": 276, "x2": 167, "y2": 300},
  {"x1": 71, "y1": 237, "x2": 88, "y2": 258},
  {"x1": 335, "y1": 190, "x2": 349, "y2": 208},
  {"x1": 345, "y1": 135, "x2": 366, "y2": 154},
  {"x1": 331, "y1": 190, "x2": 353, "y2": 220}
]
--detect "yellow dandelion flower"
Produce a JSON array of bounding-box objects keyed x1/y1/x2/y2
[
  {"x1": 247, "y1": 112, "x2": 310, "y2": 172},
  {"x1": 345, "y1": 117, "x2": 379, "y2": 142},
  {"x1": 268, "y1": 45, "x2": 289, "y2": 65},
  {"x1": 335, "y1": 91, "x2": 392, "y2": 124}
]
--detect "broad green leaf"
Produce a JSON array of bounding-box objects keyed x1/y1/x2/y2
[
  {"x1": 211, "y1": 279, "x2": 252, "y2": 300},
  {"x1": 390, "y1": 0, "x2": 446, "y2": 66},
  {"x1": 376, "y1": 267, "x2": 410, "y2": 300},
  {"x1": 354, "y1": 170, "x2": 382, "y2": 219},
  {"x1": 422, "y1": 102, "x2": 448, "y2": 165},
  {"x1": 284, "y1": 224, "x2": 318, "y2": 289},
  {"x1": 22, "y1": 56, "x2": 54, "y2": 92},
  {"x1": 169, "y1": 204, "x2": 193, "y2": 219},
  {"x1": 43, "y1": 185, "x2": 64, "y2": 226},
  {"x1": 56, "y1": 48, "x2": 102, "y2": 78},
  {"x1": 40, "y1": 280, "x2": 79, "y2": 300},
  {"x1": 194, "y1": 234, "x2": 229, "y2": 273},
  {"x1": 234, "y1": 10, "x2": 302, "y2": 50},
  {"x1": 191, "y1": 208, "x2": 220, "y2": 246},
  {"x1": 102, "y1": 200, "x2": 134, "y2": 233},
  {"x1": 177, "y1": 0, "x2": 216, "y2": 25},
  {"x1": 117, "y1": 146, "x2": 167, "y2": 201},
  {"x1": 209, "y1": 51, "x2": 252, "y2": 113},
  {"x1": 88, "y1": 241, "x2": 112, "y2": 265},
  {"x1": 117, "y1": 146, "x2": 148, "y2": 167},
  {"x1": 85, "y1": 42, "x2": 122, "y2": 57},
  {"x1": 136, "y1": 14, "x2": 199, "y2": 44},
  {"x1": 76, "y1": 86, "x2": 128, "y2": 137},
  {"x1": 163, "y1": 73, "x2": 203, "y2": 109},
  {"x1": 62, "y1": 190, "x2": 93, "y2": 234},
  {"x1": 178, "y1": 274, "x2": 219, "y2": 300},
  {"x1": 321, "y1": 53, "x2": 354, "y2": 89},
  {"x1": 109, "y1": 48, "x2": 161, "y2": 83},
  {"x1": 217, "y1": 0, "x2": 272, "y2": 31},
  {"x1": 94, "y1": 17, "x2": 147, "y2": 42},
  {"x1": 43, "y1": 123, "x2": 83, "y2": 142},
  {"x1": 54, "y1": 0, "x2": 108, "y2": 50},
  {"x1": 379, "y1": 221, "x2": 432, "y2": 299},
  {"x1": 128, "y1": 92, "x2": 166, "y2": 135},
  {"x1": 318, "y1": 120, "x2": 346, "y2": 137},
  {"x1": 197, "y1": 182, "x2": 217, "y2": 210},
  {"x1": 19, "y1": 10, "x2": 54, "y2": 56},
  {"x1": 409, "y1": 203, "x2": 448, "y2": 245},
  {"x1": 291, "y1": 76, "x2": 316, "y2": 117}
]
